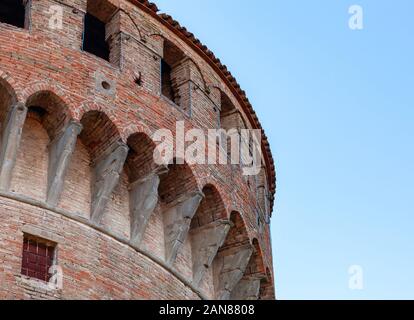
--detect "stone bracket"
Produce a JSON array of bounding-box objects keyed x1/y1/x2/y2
[
  {"x1": 214, "y1": 244, "x2": 253, "y2": 300},
  {"x1": 47, "y1": 120, "x2": 83, "y2": 206},
  {"x1": 164, "y1": 191, "x2": 204, "y2": 266},
  {"x1": 129, "y1": 165, "x2": 169, "y2": 246},
  {"x1": 191, "y1": 219, "x2": 231, "y2": 287},
  {"x1": 0, "y1": 102, "x2": 28, "y2": 191},
  {"x1": 230, "y1": 277, "x2": 262, "y2": 300},
  {"x1": 91, "y1": 140, "x2": 129, "y2": 224}
]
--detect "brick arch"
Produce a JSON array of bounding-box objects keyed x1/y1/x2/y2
[
  {"x1": 25, "y1": 90, "x2": 73, "y2": 140},
  {"x1": 222, "y1": 211, "x2": 251, "y2": 249},
  {"x1": 186, "y1": 58, "x2": 208, "y2": 92},
  {"x1": 220, "y1": 90, "x2": 247, "y2": 129},
  {"x1": 121, "y1": 122, "x2": 153, "y2": 145},
  {"x1": 75, "y1": 102, "x2": 122, "y2": 137},
  {"x1": 191, "y1": 184, "x2": 227, "y2": 229},
  {"x1": 0, "y1": 69, "x2": 23, "y2": 103},
  {"x1": 158, "y1": 160, "x2": 200, "y2": 205},
  {"x1": 73, "y1": 101, "x2": 102, "y2": 122},
  {"x1": 80, "y1": 110, "x2": 123, "y2": 161},
  {"x1": 21, "y1": 82, "x2": 76, "y2": 117},
  {"x1": 0, "y1": 73, "x2": 19, "y2": 129},
  {"x1": 226, "y1": 204, "x2": 245, "y2": 221},
  {"x1": 125, "y1": 132, "x2": 158, "y2": 183},
  {"x1": 121, "y1": 7, "x2": 145, "y2": 41},
  {"x1": 197, "y1": 177, "x2": 232, "y2": 216}
]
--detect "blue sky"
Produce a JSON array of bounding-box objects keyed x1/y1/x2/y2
[{"x1": 155, "y1": 0, "x2": 414, "y2": 299}]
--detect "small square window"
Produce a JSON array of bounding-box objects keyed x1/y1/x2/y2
[
  {"x1": 0, "y1": 0, "x2": 26, "y2": 29},
  {"x1": 83, "y1": 12, "x2": 109, "y2": 61},
  {"x1": 21, "y1": 234, "x2": 56, "y2": 282}
]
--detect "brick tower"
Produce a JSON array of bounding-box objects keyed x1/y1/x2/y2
[{"x1": 0, "y1": 0, "x2": 276, "y2": 300}]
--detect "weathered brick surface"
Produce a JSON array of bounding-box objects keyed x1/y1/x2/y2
[{"x1": 0, "y1": 0, "x2": 275, "y2": 300}]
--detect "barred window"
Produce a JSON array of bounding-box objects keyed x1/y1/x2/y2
[{"x1": 21, "y1": 235, "x2": 56, "y2": 282}]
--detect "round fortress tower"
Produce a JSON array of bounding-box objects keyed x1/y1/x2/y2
[{"x1": 0, "y1": 0, "x2": 276, "y2": 300}]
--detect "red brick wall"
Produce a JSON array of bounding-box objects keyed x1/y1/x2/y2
[
  {"x1": 0, "y1": 0, "x2": 275, "y2": 300},
  {"x1": 0, "y1": 196, "x2": 200, "y2": 300}
]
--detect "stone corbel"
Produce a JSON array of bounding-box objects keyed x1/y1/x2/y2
[
  {"x1": 47, "y1": 120, "x2": 83, "y2": 206},
  {"x1": 129, "y1": 165, "x2": 169, "y2": 246},
  {"x1": 230, "y1": 275, "x2": 265, "y2": 300},
  {"x1": 163, "y1": 190, "x2": 204, "y2": 266},
  {"x1": 0, "y1": 102, "x2": 28, "y2": 191},
  {"x1": 191, "y1": 219, "x2": 231, "y2": 287},
  {"x1": 90, "y1": 140, "x2": 129, "y2": 224},
  {"x1": 214, "y1": 244, "x2": 253, "y2": 300}
]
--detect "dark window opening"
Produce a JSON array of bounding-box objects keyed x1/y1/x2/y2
[
  {"x1": 28, "y1": 106, "x2": 47, "y2": 118},
  {"x1": 161, "y1": 59, "x2": 177, "y2": 103},
  {"x1": 83, "y1": 12, "x2": 109, "y2": 61},
  {"x1": 0, "y1": 0, "x2": 25, "y2": 28},
  {"x1": 161, "y1": 40, "x2": 185, "y2": 106},
  {"x1": 21, "y1": 235, "x2": 56, "y2": 282}
]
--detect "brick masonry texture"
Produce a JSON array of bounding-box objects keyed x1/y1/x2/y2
[{"x1": 0, "y1": 0, "x2": 276, "y2": 300}]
